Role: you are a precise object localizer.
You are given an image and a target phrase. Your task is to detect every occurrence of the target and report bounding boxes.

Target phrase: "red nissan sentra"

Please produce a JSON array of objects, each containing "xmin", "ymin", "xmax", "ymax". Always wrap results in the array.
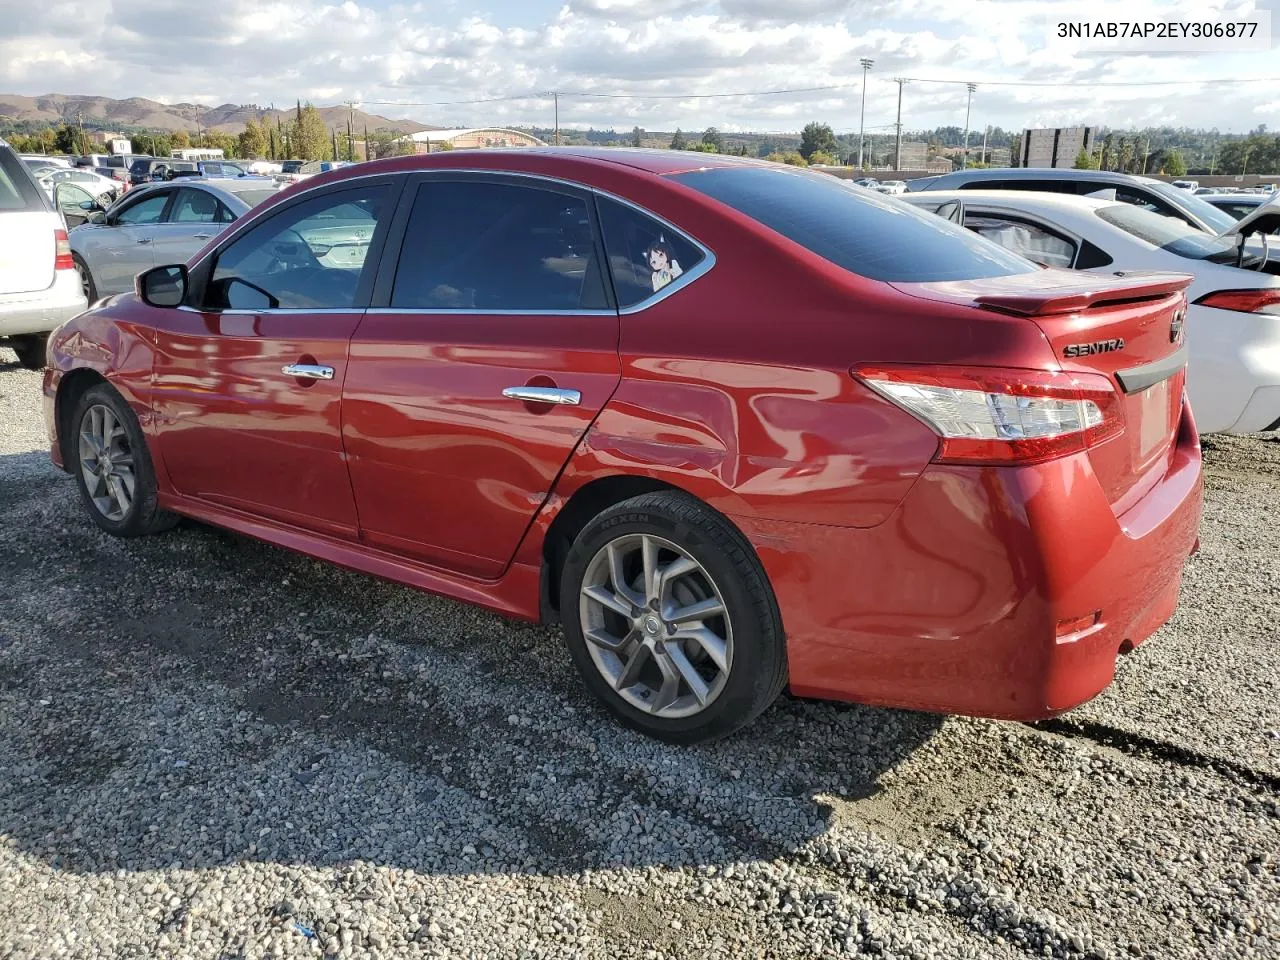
[{"xmin": 42, "ymin": 149, "xmax": 1203, "ymax": 743}]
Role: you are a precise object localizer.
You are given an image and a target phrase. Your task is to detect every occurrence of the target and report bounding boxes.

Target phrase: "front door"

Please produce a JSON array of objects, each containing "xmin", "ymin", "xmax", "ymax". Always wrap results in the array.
[
  {"xmin": 77, "ymin": 188, "xmax": 172, "ymax": 295},
  {"xmin": 150, "ymin": 182, "xmax": 395, "ymax": 539},
  {"xmin": 148, "ymin": 186, "xmax": 232, "ymax": 268},
  {"xmin": 342, "ymin": 174, "xmax": 621, "ymax": 578}
]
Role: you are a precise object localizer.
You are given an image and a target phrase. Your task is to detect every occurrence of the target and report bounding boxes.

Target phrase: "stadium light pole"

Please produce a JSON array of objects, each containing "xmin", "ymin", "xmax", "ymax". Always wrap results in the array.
[
  {"xmin": 857, "ymin": 58, "xmax": 874, "ymax": 170},
  {"xmin": 961, "ymin": 82, "xmax": 976, "ymax": 169}
]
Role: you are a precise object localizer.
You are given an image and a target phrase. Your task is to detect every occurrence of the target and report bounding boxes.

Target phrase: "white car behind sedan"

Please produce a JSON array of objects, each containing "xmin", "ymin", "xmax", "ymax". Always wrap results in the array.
[{"xmin": 903, "ymin": 189, "xmax": 1280, "ymax": 434}]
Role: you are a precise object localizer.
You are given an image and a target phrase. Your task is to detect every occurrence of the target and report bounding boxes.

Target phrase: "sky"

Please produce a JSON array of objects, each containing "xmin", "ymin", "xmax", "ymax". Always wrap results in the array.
[{"xmin": 1, "ymin": 0, "xmax": 1278, "ymax": 135}]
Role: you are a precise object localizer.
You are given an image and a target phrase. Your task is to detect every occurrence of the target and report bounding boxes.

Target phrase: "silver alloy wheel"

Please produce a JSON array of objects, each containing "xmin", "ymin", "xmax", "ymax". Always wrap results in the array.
[
  {"xmin": 78, "ymin": 403, "xmax": 135, "ymax": 522},
  {"xmin": 578, "ymin": 533, "xmax": 734, "ymax": 719}
]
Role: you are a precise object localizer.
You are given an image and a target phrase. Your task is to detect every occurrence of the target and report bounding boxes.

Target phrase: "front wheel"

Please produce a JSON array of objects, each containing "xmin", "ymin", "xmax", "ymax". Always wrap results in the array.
[
  {"xmin": 70, "ymin": 383, "xmax": 179, "ymax": 537},
  {"xmin": 559, "ymin": 491, "xmax": 786, "ymax": 744},
  {"xmin": 9, "ymin": 333, "xmax": 49, "ymax": 371}
]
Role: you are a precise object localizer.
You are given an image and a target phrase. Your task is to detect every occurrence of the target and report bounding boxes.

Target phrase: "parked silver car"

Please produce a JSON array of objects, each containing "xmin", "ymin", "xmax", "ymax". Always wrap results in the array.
[{"xmin": 58, "ymin": 178, "xmax": 282, "ymax": 300}]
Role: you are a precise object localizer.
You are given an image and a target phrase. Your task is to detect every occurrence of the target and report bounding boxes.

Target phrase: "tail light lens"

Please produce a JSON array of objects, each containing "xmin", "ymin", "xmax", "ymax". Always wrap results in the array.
[
  {"xmin": 1194, "ymin": 289, "xmax": 1280, "ymax": 316},
  {"xmin": 53, "ymin": 229, "xmax": 74, "ymax": 272},
  {"xmin": 854, "ymin": 365, "xmax": 1124, "ymax": 465}
]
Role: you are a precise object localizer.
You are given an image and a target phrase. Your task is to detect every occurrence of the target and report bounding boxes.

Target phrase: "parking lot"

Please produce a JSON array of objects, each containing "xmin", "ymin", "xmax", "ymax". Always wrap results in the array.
[{"xmin": 0, "ymin": 349, "xmax": 1277, "ymax": 959}]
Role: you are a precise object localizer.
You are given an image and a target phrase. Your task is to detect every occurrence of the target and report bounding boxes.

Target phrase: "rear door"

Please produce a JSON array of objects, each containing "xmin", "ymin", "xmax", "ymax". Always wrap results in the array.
[
  {"xmin": 342, "ymin": 173, "xmax": 621, "ymax": 577},
  {"xmin": 149, "ymin": 187, "xmax": 228, "ymax": 266},
  {"xmin": 0, "ymin": 146, "xmax": 54, "ymax": 296}
]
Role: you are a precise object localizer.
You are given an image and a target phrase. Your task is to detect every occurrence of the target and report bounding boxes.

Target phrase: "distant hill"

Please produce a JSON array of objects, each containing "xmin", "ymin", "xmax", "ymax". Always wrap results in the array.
[{"xmin": 0, "ymin": 93, "xmax": 431, "ymax": 136}]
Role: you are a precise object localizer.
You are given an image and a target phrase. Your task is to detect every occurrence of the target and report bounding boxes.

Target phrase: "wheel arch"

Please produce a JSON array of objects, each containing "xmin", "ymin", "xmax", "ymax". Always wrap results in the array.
[{"xmin": 55, "ymin": 368, "xmax": 109, "ymax": 472}]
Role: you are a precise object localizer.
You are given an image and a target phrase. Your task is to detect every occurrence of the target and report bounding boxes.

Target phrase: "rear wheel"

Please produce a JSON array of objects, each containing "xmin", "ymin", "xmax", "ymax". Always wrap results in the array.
[
  {"xmin": 70, "ymin": 383, "xmax": 179, "ymax": 537},
  {"xmin": 560, "ymin": 491, "xmax": 786, "ymax": 743},
  {"xmin": 9, "ymin": 333, "xmax": 49, "ymax": 371}
]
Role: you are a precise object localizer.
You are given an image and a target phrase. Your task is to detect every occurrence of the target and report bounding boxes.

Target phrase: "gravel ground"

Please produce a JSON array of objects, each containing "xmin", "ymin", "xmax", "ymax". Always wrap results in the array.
[{"xmin": 1, "ymin": 347, "xmax": 1277, "ymax": 960}]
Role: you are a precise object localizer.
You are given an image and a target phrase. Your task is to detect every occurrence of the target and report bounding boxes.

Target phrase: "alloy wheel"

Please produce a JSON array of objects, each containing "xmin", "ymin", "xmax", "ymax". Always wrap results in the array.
[
  {"xmin": 578, "ymin": 533, "xmax": 733, "ymax": 719},
  {"xmin": 75, "ymin": 261, "xmax": 92, "ymax": 302},
  {"xmin": 78, "ymin": 403, "xmax": 136, "ymax": 522}
]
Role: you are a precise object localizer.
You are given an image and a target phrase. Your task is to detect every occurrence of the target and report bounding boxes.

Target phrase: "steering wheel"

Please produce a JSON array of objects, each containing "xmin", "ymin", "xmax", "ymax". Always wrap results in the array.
[{"xmin": 262, "ymin": 228, "xmax": 322, "ymax": 274}]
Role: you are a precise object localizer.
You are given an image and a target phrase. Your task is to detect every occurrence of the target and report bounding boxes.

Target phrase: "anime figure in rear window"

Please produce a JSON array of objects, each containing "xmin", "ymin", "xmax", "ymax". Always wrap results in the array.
[{"xmin": 645, "ymin": 238, "xmax": 683, "ymax": 292}]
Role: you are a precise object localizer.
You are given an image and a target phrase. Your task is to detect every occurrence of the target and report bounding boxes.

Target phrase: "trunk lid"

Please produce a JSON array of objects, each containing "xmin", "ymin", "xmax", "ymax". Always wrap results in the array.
[
  {"xmin": 892, "ymin": 270, "xmax": 1193, "ymax": 511},
  {"xmin": 0, "ymin": 211, "xmax": 55, "ymax": 295}
]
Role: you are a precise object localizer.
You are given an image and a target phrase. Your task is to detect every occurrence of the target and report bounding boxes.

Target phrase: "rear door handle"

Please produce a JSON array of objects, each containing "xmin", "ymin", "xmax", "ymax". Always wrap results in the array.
[
  {"xmin": 135, "ymin": 237, "xmax": 152, "ymax": 244},
  {"xmin": 502, "ymin": 386, "xmax": 581, "ymax": 406},
  {"xmin": 282, "ymin": 363, "xmax": 335, "ymax": 381},
  {"xmin": 192, "ymin": 233, "xmax": 213, "ymax": 240}
]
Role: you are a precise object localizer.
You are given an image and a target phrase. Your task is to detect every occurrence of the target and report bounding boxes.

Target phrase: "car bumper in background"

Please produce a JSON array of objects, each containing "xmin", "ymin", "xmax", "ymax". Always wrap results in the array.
[
  {"xmin": 734, "ymin": 401, "xmax": 1204, "ymax": 721},
  {"xmin": 0, "ymin": 270, "xmax": 86, "ymax": 337}
]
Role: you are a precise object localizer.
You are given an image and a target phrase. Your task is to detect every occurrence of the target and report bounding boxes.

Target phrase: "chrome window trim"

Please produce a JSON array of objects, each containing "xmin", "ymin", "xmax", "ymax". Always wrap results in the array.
[
  {"xmin": 364, "ymin": 307, "xmax": 618, "ymax": 317},
  {"xmin": 184, "ymin": 165, "xmax": 717, "ymax": 316},
  {"xmin": 176, "ymin": 305, "xmax": 363, "ymax": 316}
]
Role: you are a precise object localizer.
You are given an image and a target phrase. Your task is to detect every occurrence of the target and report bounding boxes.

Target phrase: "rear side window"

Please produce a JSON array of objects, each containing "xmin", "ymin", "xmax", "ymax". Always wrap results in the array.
[
  {"xmin": 671, "ymin": 166, "xmax": 1036, "ymax": 283},
  {"xmin": 390, "ymin": 178, "xmax": 608, "ymax": 311},
  {"xmin": 0, "ymin": 146, "xmax": 45, "ymax": 211},
  {"xmin": 596, "ymin": 196, "xmax": 705, "ymax": 308},
  {"xmin": 171, "ymin": 188, "xmax": 223, "ymax": 223},
  {"xmin": 962, "ymin": 214, "xmax": 1077, "ymax": 268}
]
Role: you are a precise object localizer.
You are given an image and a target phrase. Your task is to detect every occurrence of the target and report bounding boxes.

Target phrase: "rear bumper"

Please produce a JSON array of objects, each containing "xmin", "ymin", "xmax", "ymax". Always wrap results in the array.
[
  {"xmin": 735, "ymin": 402, "xmax": 1204, "ymax": 721},
  {"xmin": 0, "ymin": 270, "xmax": 86, "ymax": 337}
]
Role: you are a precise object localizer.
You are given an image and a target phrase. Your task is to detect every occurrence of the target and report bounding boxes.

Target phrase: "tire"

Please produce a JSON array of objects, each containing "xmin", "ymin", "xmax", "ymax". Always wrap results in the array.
[
  {"xmin": 70, "ymin": 383, "xmax": 179, "ymax": 538},
  {"xmin": 9, "ymin": 333, "xmax": 49, "ymax": 371},
  {"xmin": 73, "ymin": 254, "xmax": 98, "ymax": 303},
  {"xmin": 559, "ymin": 491, "xmax": 786, "ymax": 744}
]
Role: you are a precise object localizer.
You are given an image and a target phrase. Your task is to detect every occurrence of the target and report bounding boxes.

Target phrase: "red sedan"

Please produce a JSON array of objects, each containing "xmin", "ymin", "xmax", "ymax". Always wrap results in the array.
[{"xmin": 42, "ymin": 149, "xmax": 1203, "ymax": 743}]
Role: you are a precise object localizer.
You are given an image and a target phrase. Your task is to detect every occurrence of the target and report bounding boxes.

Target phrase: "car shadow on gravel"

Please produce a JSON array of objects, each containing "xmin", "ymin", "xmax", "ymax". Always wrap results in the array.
[{"xmin": 0, "ymin": 463, "xmax": 944, "ymax": 881}]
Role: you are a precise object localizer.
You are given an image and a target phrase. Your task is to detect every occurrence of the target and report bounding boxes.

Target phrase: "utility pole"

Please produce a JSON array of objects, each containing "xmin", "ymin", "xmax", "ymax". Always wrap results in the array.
[
  {"xmin": 981, "ymin": 125, "xmax": 989, "ymax": 166},
  {"xmin": 554, "ymin": 92, "xmax": 560, "ymax": 145},
  {"xmin": 1141, "ymin": 136, "xmax": 1151, "ymax": 174},
  {"xmin": 893, "ymin": 78, "xmax": 908, "ymax": 172},
  {"xmin": 346, "ymin": 100, "xmax": 357, "ymax": 161},
  {"xmin": 194, "ymin": 104, "xmax": 203, "ymax": 144},
  {"xmin": 857, "ymin": 57, "xmax": 874, "ymax": 170},
  {"xmin": 961, "ymin": 82, "xmax": 976, "ymax": 169}
]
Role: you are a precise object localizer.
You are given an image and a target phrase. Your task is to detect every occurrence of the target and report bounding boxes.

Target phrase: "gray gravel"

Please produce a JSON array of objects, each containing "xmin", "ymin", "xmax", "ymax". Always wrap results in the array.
[{"xmin": 1, "ymin": 346, "xmax": 1277, "ymax": 959}]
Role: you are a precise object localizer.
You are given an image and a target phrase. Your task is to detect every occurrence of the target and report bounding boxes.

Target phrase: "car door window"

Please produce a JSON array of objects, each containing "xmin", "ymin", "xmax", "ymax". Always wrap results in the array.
[
  {"xmin": 596, "ymin": 196, "xmax": 706, "ymax": 308},
  {"xmin": 963, "ymin": 214, "xmax": 1077, "ymax": 268},
  {"xmin": 171, "ymin": 188, "xmax": 221, "ymax": 223},
  {"xmin": 1113, "ymin": 187, "xmax": 1189, "ymax": 225},
  {"xmin": 114, "ymin": 193, "xmax": 170, "ymax": 225},
  {"xmin": 390, "ymin": 178, "xmax": 607, "ymax": 311},
  {"xmin": 207, "ymin": 184, "xmax": 389, "ymax": 310}
]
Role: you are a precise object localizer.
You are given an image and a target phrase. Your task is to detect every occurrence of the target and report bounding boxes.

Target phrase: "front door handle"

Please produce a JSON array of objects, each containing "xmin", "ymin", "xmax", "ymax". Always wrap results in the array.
[
  {"xmin": 282, "ymin": 363, "xmax": 334, "ymax": 381},
  {"xmin": 502, "ymin": 386, "xmax": 581, "ymax": 406},
  {"xmin": 192, "ymin": 233, "xmax": 213, "ymax": 240},
  {"xmin": 135, "ymin": 237, "xmax": 153, "ymax": 244}
]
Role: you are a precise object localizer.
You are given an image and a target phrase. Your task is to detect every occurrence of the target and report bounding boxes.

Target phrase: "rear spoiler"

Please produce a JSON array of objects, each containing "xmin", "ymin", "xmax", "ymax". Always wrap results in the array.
[{"xmin": 969, "ymin": 274, "xmax": 1193, "ymax": 317}]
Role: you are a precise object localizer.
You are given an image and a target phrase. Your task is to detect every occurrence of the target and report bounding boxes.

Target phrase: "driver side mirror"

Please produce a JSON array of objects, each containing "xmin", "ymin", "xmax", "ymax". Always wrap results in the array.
[{"xmin": 137, "ymin": 264, "xmax": 188, "ymax": 308}]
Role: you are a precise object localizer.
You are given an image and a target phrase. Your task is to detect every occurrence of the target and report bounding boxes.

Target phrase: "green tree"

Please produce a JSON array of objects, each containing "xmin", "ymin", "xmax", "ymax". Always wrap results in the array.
[
  {"xmin": 1162, "ymin": 148, "xmax": 1187, "ymax": 176},
  {"xmin": 53, "ymin": 124, "xmax": 87, "ymax": 155},
  {"xmin": 239, "ymin": 117, "xmax": 267, "ymax": 159},
  {"xmin": 799, "ymin": 121, "xmax": 838, "ymax": 162},
  {"xmin": 631, "ymin": 126, "xmax": 644, "ymax": 148},
  {"xmin": 688, "ymin": 142, "xmax": 718, "ymax": 153},
  {"xmin": 669, "ymin": 128, "xmax": 687, "ymax": 150},
  {"xmin": 1118, "ymin": 137, "xmax": 1135, "ymax": 173},
  {"xmin": 1072, "ymin": 148, "xmax": 1098, "ymax": 170},
  {"xmin": 171, "ymin": 129, "xmax": 191, "ymax": 150},
  {"xmin": 765, "ymin": 151, "xmax": 808, "ymax": 167},
  {"xmin": 701, "ymin": 127, "xmax": 723, "ymax": 151},
  {"xmin": 289, "ymin": 102, "xmax": 330, "ymax": 161},
  {"xmin": 808, "ymin": 149, "xmax": 837, "ymax": 165}
]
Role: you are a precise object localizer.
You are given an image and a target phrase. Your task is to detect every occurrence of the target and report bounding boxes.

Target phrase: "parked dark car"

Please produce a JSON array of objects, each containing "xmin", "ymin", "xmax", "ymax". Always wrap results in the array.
[{"xmin": 42, "ymin": 149, "xmax": 1203, "ymax": 743}]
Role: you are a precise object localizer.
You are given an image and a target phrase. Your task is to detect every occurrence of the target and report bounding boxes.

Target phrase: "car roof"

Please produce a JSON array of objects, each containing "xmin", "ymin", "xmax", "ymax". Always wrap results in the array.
[
  {"xmin": 1205, "ymin": 192, "xmax": 1266, "ymax": 202},
  {"xmin": 916, "ymin": 167, "xmax": 1161, "ymax": 188},
  {"xmin": 902, "ymin": 189, "xmax": 1118, "ymax": 213}
]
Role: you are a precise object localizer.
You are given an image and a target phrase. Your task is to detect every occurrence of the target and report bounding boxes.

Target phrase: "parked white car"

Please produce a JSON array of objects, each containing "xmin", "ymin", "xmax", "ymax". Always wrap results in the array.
[
  {"xmin": 874, "ymin": 180, "xmax": 907, "ymax": 195},
  {"xmin": 0, "ymin": 141, "xmax": 87, "ymax": 369},
  {"xmin": 903, "ymin": 189, "xmax": 1280, "ymax": 434},
  {"xmin": 38, "ymin": 167, "xmax": 120, "ymax": 201}
]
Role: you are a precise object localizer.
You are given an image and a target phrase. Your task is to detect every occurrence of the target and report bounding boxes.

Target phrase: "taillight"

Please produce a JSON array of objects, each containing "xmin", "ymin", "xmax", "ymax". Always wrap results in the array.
[
  {"xmin": 854, "ymin": 365, "xmax": 1124, "ymax": 465},
  {"xmin": 54, "ymin": 229, "xmax": 74, "ymax": 272},
  {"xmin": 1194, "ymin": 289, "xmax": 1280, "ymax": 316}
]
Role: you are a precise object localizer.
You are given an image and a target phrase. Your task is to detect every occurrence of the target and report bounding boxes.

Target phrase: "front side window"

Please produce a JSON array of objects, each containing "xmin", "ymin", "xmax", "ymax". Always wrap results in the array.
[
  {"xmin": 596, "ymin": 196, "xmax": 705, "ymax": 308},
  {"xmin": 115, "ymin": 193, "xmax": 169, "ymax": 225},
  {"xmin": 207, "ymin": 184, "xmax": 389, "ymax": 310},
  {"xmin": 963, "ymin": 214, "xmax": 1077, "ymax": 268},
  {"xmin": 672, "ymin": 166, "xmax": 1036, "ymax": 283},
  {"xmin": 390, "ymin": 178, "xmax": 606, "ymax": 311}
]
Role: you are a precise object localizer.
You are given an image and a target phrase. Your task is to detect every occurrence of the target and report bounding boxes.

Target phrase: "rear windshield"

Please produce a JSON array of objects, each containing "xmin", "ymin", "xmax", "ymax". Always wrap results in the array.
[
  {"xmin": 0, "ymin": 146, "xmax": 45, "ymax": 211},
  {"xmin": 226, "ymin": 188, "xmax": 278, "ymax": 208},
  {"xmin": 669, "ymin": 166, "xmax": 1037, "ymax": 282}
]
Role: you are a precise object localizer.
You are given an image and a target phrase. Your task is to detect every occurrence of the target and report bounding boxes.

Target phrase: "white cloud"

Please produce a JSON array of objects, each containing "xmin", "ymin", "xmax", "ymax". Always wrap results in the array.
[{"xmin": 0, "ymin": 0, "xmax": 1275, "ymax": 133}]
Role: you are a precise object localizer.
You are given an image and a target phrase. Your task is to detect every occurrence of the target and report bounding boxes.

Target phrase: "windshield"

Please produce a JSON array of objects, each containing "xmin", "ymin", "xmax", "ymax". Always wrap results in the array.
[
  {"xmin": 670, "ymin": 165, "xmax": 1037, "ymax": 283},
  {"xmin": 1096, "ymin": 203, "xmax": 1238, "ymax": 260},
  {"xmin": 1142, "ymin": 179, "xmax": 1237, "ymax": 233}
]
